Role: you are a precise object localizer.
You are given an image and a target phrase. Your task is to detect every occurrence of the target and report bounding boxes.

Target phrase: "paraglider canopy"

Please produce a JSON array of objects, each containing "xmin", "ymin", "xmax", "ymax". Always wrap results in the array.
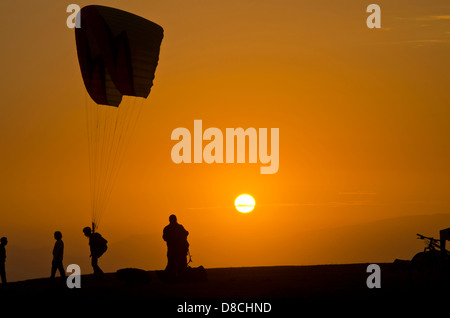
[
  {"xmin": 75, "ymin": 5, "xmax": 164, "ymax": 230},
  {"xmin": 75, "ymin": 5, "xmax": 164, "ymax": 107}
]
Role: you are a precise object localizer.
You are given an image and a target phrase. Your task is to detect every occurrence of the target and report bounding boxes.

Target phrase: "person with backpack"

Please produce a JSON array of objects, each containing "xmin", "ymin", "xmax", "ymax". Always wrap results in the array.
[
  {"xmin": 163, "ymin": 214, "xmax": 189, "ymax": 278},
  {"xmin": 83, "ymin": 226, "xmax": 107, "ymax": 279}
]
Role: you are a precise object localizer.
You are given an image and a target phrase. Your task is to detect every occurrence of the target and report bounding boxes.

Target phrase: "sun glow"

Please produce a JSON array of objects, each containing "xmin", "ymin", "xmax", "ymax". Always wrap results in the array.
[{"xmin": 235, "ymin": 194, "xmax": 255, "ymax": 213}]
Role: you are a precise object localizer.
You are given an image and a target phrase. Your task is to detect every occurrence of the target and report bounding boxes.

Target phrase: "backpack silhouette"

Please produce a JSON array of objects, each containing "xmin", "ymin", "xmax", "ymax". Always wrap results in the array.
[{"xmin": 91, "ymin": 233, "xmax": 108, "ymax": 258}]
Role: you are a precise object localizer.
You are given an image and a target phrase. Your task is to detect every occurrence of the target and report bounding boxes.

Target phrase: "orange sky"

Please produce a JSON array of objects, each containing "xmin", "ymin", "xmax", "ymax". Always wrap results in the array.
[{"xmin": 1, "ymin": 0, "xmax": 450, "ymax": 281}]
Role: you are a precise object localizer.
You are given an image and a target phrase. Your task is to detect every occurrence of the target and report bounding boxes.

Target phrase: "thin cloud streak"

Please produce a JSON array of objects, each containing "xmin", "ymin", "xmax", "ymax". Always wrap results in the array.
[{"xmin": 395, "ymin": 15, "xmax": 450, "ymax": 21}]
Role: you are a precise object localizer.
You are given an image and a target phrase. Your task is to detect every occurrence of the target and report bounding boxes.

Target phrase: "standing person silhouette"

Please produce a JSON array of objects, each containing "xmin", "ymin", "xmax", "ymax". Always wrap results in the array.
[
  {"xmin": 0, "ymin": 237, "xmax": 7, "ymax": 284},
  {"xmin": 50, "ymin": 231, "xmax": 66, "ymax": 279},
  {"xmin": 83, "ymin": 226, "xmax": 107, "ymax": 279},
  {"xmin": 163, "ymin": 215, "xmax": 189, "ymax": 279}
]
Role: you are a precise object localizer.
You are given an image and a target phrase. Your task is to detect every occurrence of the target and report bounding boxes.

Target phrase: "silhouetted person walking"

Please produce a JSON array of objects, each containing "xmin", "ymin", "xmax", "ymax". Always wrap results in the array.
[
  {"xmin": 163, "ymin": 215, "xmax": 189, "ymax": 278},
  {"xmin": 83, "ymin": 226, "xmax": 107, "ymax": 279},
  {"xmin": 0, "ymin": 237, "xmax": 7, "ymax": 284},
  {"xmin": 50, "ymin": 231, "xmax": 66, "ymax": 279}
]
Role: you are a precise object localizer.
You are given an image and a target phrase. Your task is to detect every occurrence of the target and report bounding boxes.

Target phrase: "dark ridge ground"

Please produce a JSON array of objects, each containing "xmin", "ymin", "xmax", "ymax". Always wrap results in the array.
[{"xmin": 1, "ymin": 262, "xmax": 448, "ymax": 298}]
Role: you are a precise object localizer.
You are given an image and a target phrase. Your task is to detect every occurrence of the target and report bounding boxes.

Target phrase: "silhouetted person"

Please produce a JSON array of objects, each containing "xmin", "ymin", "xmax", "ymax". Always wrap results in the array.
[
  {"xmin": 83, "ymin": 226, "xmax": 107, "ymax": 279},
  {"xmin": 163, "ymin": 215, "xmax": 189, "ymax": 278},
  {"xmin": 50, "ymin": 231, "xmax": 66, "ymax": 279},
  {"xmin": 0, "ymin": 237, "xmax": 7, "ymax": 284}
]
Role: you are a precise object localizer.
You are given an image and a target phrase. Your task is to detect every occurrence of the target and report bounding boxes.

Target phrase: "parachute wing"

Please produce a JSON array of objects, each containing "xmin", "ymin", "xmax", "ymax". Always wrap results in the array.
[
  {"xmin": 75, "ymin": 5, "xmax": 164, "ymax": 106},
  {"xmin": 74, "ymin": 6, "xmax": 164, "ymax": 228}
]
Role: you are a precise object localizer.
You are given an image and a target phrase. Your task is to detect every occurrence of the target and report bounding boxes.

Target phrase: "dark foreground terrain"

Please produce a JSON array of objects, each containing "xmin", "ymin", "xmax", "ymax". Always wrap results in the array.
[{"xmin": 0, "ymin": 262, "xmax": 449, "ymax": 313}]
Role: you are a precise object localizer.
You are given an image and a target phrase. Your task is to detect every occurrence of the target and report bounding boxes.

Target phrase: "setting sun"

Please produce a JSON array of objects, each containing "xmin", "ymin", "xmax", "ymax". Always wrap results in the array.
[{"xmin": 235, "ymin": 194, "xmax": 255, "ymax": 213}]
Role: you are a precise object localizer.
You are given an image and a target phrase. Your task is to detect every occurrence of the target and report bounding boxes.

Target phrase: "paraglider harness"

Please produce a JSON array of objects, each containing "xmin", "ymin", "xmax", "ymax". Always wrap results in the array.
[{"xmin": 91, "ymin": 222, "xmax": 108, "ymax": 258}]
